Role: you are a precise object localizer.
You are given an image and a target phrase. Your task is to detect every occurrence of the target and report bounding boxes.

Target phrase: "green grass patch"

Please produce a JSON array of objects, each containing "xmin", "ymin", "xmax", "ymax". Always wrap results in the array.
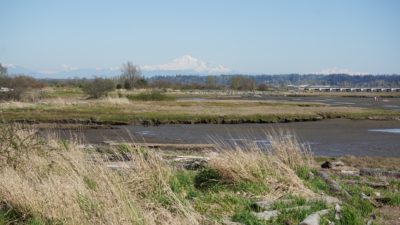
[
  {"xmin": 127, "ymin": 91, "xmax": 176, "ymax": 101},
  {"xmin": 297, "ymin": 168, "xmax": 330, "ymax": 193},
  {"xmin": 0, "ymin": 206, "xmax": 46, "ymax": 225},
  {"xmin": 83, "ymin": 176, "xmax": 98, "ymax": 191}
]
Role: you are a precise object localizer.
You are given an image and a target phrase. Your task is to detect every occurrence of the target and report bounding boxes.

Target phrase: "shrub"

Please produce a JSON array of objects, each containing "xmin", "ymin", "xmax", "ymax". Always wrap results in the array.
[
  {"xmin": 0, "ymin": 75, "xmax": 45, "ymax": 101},
  {"xmin": 82, "ymin": 77, "xmax": 115, "ymax": 98},
  {"xmin": 194, "ymin": 168, "xmax": 222, "ymax": 189},
  {"xmin": 257, "ymin": 83, "xmax": 269, "ymax": 91}
]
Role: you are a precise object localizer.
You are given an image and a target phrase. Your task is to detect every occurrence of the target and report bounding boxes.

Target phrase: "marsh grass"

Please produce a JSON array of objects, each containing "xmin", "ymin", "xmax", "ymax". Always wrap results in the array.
[{"xmin": 2, "ymin": 95, "xmax": 398, "ymax": 125}]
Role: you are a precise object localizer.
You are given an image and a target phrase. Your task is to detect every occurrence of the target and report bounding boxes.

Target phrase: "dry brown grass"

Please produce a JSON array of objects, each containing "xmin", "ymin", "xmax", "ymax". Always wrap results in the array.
[
  {"xmin": 0, "ymin": 125, "xmax": 204, "ymax": 225},
  {"xmin": 339, "ymin": 155, "xmax": 400, "ymax": 170},
  {"xmin": 0, "ymin": 101, "xmax": 36, "ymax": 109},
  {"xmin": 4, "ymin": 97, "xmax": 369, "ymax": 116},
  {"xmin": 0, "ymin": 125, "xmax": 316, "ymax": 224},
  {"xmin": 209, "ymin": 131, "xmax": 315, "ymax": 199}
]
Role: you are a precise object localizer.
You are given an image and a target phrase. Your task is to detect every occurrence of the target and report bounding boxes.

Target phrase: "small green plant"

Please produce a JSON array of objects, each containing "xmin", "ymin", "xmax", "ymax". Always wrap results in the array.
[
  {"xmin": 26, "ymin": 217, "xmax": 46, "ymax": 225},
  {"xmin": 194, "ymin": 168, "xmax": 222, "ymax": 189},
  {"xmin": 77, "ymin": 194, "xmax": 99, "ymax": 218},
  {"xmin": 83, "ymin": 176, "xmax": 98, "ymax": 191},
  {"xmin": 169, "ymin": 170, "xmax": 198, "ymax": 199},
  {"xmin": 0, "ymin": 206, "xmax": 45, "ymax": 225},
  {"xmin": 339, "ymin": 205, "xmax": 363, "ymax": 225},
  {"xmin": 117, "ymin": 143, "xmax": 131, "ymax": 154},
  {"xmin": 60, "ymin": 139, "xmax": 70, "ymax": 150},
  {"xmin": 232, "ymin": 210, "xmax": 264, "ymax": 225}
]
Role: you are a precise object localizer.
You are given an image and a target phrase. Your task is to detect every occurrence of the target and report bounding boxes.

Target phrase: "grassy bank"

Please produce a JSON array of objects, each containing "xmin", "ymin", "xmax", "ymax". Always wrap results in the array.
[
  {"xmin": 1, "ymin": 124, "xmax": 399, "ymax": 224},
  {"xmin": 0, "ymin": 124, "xmax": 313, "ymax": 225},
  {"xmin": 1, "ymin": 98, "xmax": 399, "ymax": 125}
]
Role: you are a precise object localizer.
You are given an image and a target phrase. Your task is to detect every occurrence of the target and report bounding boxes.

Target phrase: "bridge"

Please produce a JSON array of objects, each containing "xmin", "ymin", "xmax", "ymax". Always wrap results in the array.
[{"xmin": 301, "ymin": 86, "xmax": 400, "ymax": 93}]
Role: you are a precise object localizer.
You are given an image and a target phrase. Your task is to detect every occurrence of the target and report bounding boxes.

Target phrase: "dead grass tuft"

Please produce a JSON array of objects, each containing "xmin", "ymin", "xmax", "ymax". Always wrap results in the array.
[{"xmin": 209, "ymin": 131, "xmax": 315, "ymax": 199}]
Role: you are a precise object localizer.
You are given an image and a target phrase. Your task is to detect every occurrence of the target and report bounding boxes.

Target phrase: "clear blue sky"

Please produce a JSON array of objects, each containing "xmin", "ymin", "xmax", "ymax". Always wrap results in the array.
[{"xmin": 0, "ymin": 0, "xmax": 399, "ymax": 74}]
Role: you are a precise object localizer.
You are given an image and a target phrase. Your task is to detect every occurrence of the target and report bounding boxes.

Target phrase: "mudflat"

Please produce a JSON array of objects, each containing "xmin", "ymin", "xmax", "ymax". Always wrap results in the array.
[{"xmin": 42, "ymin": 119, "xmax": 400, "ymax": 157}]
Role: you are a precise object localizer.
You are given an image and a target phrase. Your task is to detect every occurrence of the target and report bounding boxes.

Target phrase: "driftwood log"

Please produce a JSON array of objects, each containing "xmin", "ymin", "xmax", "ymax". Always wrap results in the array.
[
  {"xmin": 317, "ymin": 170, "xmax": 351, "ymax": 199},
  {"xmin": 343, "ymin": 180, "xmax": 389, "ymax": 188},
  {"xmin": 360, "ymin": 168, "xmax": 400, "ymax": 179}
]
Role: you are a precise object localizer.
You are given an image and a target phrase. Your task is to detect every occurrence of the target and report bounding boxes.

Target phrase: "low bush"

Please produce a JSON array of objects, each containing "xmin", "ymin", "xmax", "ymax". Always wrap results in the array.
[
  {"xmin": 82, "ymin": 78, "xmax": 115, "ymax": 98},
  {"xmin": 127, "ymin": 91, "xmax": 176, "ymax": 101}
]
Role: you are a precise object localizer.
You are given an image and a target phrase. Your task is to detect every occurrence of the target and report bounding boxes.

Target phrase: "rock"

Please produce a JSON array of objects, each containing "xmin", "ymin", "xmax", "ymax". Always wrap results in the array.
[
  {"xmin": 253, "ymin": 210, "xmax": 279, "ymax": 221},
  {"xmin": 253, "ymin": 205, "xmax": 312, "ymax": 221},
  {"xmin": 335, "ymin": 204, "xmax": 341, "ymax": 220},
  {"xmin": 323, "ymin": 196, "xmax": 342, "ymax": 205},
  {"xmin": 321, "ymin": 161, "xmax": 332, "ymax": 169},
  {"xmin": 299, "ymin": 209, "xmax": 329, "ymax": 225},
  {"xmin": 307, "ymin": 171, "xmax": 315, "ymax": 180},
  {"xmin": 310, "ymin": 195, "xmax": 342, "ymax": 205},
  {"xmin": 252, "ymin": 199, "xmax": 295, "ymax": 211},
  {"xmin": 173, "ymin": 156, "xmax": 209, "ymax": 170},
  {"xmin": 222, "ymin": 217, "xmax": 243, "ymax": 225},
  {"xmin": 252, "ymin": 200, "xmax": 275, "ymax": 211},
  {"xmin": 361, "ymin": 192, "xmax": 369, "ymax": 200}
]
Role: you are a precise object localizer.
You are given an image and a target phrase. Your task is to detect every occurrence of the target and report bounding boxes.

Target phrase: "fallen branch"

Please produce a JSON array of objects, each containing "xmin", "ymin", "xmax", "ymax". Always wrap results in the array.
[
  {"xmin": 360, "ymin": 168, "xmax": 400, "ymax": 179},
  {"xmin": 317, "ymin": 170, "xmax": 351, "ymax": 199},
  {"xmin": 344, "ymin": 180, "xmax": 389, "ymax": 188}
]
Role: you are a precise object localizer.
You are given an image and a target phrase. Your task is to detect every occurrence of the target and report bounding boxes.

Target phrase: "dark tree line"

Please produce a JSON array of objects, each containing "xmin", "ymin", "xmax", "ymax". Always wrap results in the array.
[{"xmin": 147, "ymin": 74, "xmax": 400, "ymax": 88}]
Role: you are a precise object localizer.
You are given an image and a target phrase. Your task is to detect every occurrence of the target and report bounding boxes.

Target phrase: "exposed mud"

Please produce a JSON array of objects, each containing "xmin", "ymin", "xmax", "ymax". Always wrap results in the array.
[{"xmin": 40, "ymin": 119, "xmax": 400, "ymax": 157}]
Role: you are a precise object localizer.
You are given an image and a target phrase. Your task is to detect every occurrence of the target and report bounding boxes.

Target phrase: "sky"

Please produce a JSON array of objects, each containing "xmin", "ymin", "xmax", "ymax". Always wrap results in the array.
[{"xmin": 0, "ymin": 0, "xmax": 399, "ymax": 76}]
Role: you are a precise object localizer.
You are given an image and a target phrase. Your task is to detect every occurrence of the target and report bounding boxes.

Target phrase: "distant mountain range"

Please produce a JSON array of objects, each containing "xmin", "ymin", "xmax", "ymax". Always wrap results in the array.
[
  {"xmin": 7, "ymin": 66, "xmax": 232, "ymax": 78},
  {"xmin": 5, "ymin": 55, "xmax": 234, "ymax": 78}
]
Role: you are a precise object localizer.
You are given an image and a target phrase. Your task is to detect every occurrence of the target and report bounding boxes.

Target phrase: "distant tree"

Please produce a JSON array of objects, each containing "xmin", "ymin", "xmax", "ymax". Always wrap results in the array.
[
  {"xmin": 229, "ymin": 75, "xmax": 256, "ymax": 91},
  {"xmin": 123, "ymin": 80, "xmax": 132, "ymax": 89},
  {"xmin": 0, "ymin": 64, "xmax": 9, "ymax": 88},
  {"xmin": 0, "ymin": 63, "xmax": 7, "ymax": 77},
  {"xmin": 82, "ymin": 77, "xmax": 115, "ymax": 98},
  {"xmin": 257, "ymin": 83, "xmax": 269, "ymax": 91},
  {"xmin": 135, "ymin": 78, "xmax": 148, "ymax": 88},
  {"xmin": 120, "ymin": 62, "xmax": 143, "ymax": 89},
  {"xmin": 206, "ymin": 75, "xmax": 216, "ymax": 88}
]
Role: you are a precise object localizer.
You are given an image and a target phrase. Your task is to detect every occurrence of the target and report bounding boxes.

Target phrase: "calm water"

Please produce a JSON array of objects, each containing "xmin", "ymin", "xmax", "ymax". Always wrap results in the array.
[{"xmin": 45, "ymin": 119, "xmax": 400, "ymax": 157}]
